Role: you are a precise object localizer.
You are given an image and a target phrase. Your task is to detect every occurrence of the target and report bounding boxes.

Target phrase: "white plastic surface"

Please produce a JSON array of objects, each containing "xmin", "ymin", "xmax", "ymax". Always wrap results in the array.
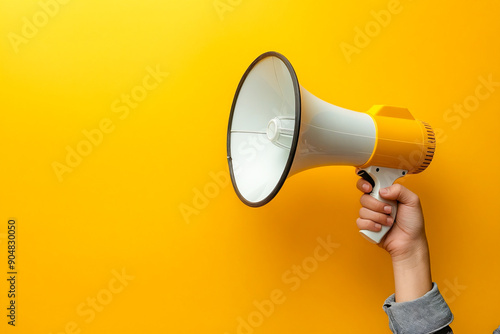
[
  {"xmin": 358, "ymin": 166, "xmax": 408, "ymax": 244},
  {"xmin": 229, "ymin": 56, "xmax": 297, "ymax": 204},
  {"xmin": 289, "ymin": 87, "xmax": 376, "ymax": 175},
  {"xmin": 266, "ymin": 116, "xmax": 294, "ymax": 149}
]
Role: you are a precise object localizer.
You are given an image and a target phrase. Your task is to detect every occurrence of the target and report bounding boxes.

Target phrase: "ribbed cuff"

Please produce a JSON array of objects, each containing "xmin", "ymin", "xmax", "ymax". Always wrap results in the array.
[{"xmin": 383, "ymin": 283, "xmax": 453, "ymax": 334}]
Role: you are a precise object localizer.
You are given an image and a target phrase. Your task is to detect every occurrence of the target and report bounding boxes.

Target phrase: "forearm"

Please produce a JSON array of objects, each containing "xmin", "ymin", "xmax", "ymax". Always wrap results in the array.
[
  {"xmin": 384, "ymin": 236, "xmax": 454, "ymax": 333},
  {"xmin": 391, "ymin": 237, "xmax": 432, "ymax": 302}
]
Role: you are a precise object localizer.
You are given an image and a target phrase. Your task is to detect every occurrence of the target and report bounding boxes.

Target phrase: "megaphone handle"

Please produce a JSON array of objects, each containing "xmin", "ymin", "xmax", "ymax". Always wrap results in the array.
[{"xmin": 357, "ymin": 166, "xmax": 407, "ymax": 244}]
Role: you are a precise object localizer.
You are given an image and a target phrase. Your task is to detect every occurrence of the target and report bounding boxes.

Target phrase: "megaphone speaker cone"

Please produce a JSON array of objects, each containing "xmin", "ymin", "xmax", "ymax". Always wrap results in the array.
[{"xmin": 227, "ymin": 52, "xmax": 301, "ymax": 207}]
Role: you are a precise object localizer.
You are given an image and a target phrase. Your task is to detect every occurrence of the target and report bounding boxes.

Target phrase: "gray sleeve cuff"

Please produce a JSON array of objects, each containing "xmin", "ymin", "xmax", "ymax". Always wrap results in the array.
[{"xmin": 383, "ymin": 283, "xmax": 453, "ymax": 334}]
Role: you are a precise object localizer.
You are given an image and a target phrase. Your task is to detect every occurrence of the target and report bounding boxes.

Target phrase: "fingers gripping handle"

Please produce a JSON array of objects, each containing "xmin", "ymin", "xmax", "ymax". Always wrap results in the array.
[{"xmin": 357, "ymin": 166, "xmax": 407, "ymax": 244}]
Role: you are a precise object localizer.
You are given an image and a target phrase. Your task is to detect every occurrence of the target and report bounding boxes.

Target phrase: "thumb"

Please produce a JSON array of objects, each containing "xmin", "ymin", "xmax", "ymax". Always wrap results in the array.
[{"xmin": 379, "ymin": 184, "xmax": 420, "ymax": 207}]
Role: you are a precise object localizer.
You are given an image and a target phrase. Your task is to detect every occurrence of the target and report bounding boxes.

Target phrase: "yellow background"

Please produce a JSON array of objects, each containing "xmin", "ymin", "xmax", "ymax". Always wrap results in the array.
[{"xmin": 1, "ymin": 0, "xmax": 500, "ymax": 333}]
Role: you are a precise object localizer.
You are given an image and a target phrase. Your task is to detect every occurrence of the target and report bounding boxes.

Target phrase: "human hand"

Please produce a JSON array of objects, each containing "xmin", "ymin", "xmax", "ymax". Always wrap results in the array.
[
  {"xmin": 355, "ymin": 175, "xmax": 428, "ymax": 262},
  {"xmin": 356, "ymin": 174, "xmax": 433, "ymax": 302}
]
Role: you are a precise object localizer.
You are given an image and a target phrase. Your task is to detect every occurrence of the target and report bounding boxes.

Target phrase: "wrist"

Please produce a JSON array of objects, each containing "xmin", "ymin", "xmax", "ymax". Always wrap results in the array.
[
  {"xmin": 391, "ymin": 237, "xmax": 432, "ymax": 302},
  {"xmin": 390, "ymin": 235, "xmax": 429, "ymax": 265}
]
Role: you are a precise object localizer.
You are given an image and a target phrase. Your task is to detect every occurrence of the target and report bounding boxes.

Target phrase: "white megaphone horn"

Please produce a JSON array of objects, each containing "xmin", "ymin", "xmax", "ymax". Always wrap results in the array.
[{"xmin": 226, "ymin": 52, "xmax": 436, "ymax": 244}]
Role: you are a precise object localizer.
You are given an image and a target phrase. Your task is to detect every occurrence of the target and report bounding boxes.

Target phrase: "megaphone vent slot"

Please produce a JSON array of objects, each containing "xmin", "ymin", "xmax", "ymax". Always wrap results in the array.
[{"xmin": 410, "ymin": 121, "xmax": 436, "ymax": 174}]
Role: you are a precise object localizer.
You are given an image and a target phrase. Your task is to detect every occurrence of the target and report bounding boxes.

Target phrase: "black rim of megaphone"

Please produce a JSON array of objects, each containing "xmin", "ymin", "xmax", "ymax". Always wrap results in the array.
[{"xmin": 227, "ymin": 51, "xmax": 301, "ymax": 207}]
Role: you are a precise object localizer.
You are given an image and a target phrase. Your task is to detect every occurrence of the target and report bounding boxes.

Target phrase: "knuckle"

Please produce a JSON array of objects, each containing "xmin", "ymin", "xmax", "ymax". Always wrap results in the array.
[
  {"xmin": 392, "ymin": 183, "xmax": 403, "ymax": 193},
  {"xmin": 360, "ymin": 194, "xmax": 369, "ymax": 205},
  {"xmin": 359, "ymin": 207, "xmax": 371, "ymax": 218},
  {"xmin": 409, "ymin": 193, "xmax": 420, "ymax": 204}
]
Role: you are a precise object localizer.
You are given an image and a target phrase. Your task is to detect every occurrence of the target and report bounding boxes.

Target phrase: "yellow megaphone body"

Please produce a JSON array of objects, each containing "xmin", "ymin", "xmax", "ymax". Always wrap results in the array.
[{"xmin": 227, "ymin": 52, "xmax": 436, "ymax": 243}]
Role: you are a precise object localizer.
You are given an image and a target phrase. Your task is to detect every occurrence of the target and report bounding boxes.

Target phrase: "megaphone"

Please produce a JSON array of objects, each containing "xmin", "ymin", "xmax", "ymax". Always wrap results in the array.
[{"xmin": 226, "ymin": 51, "xmax": 436, "ymax": 244}]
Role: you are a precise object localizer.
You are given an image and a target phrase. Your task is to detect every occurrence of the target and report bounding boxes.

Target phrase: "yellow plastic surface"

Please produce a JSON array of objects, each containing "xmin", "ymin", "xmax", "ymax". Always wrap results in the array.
[{"xmin": 360, "ymin": 105, "xmax": 434, "ymax": 173}]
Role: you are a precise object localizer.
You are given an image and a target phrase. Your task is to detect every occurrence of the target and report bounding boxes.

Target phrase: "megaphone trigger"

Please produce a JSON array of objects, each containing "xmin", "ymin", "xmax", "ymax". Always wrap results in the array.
[{"xmin": 357, "ymin": 169, "xmax": 375, "ymax": 189}]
